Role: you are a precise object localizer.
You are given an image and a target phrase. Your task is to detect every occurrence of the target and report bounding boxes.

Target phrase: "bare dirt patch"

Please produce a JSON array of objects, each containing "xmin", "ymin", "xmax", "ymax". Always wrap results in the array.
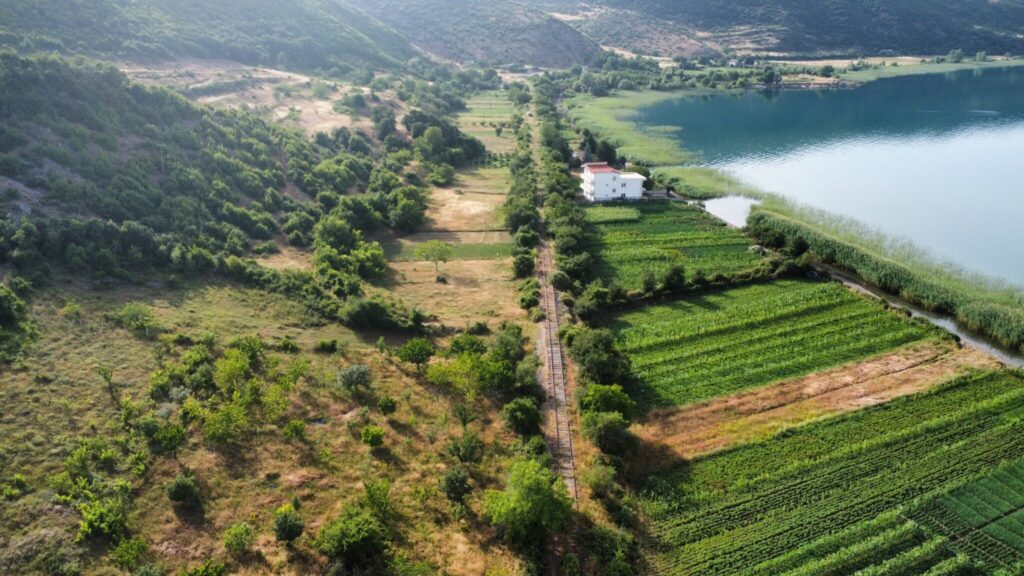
[
  {"xmin": 120, "ymin": 59, "xmax": 390, "ymax": 136},
  {"xmin": 634, "ymin": 341, "xmax": 1001, "ymax": 463},
  {"xmin": 254, "ymin": 245, "xmax": 313, "ymax": 272}
]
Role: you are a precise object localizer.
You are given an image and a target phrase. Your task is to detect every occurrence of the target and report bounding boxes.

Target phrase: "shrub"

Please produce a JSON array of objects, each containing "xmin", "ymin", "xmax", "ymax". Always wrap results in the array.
[
  {"xmin": 363, "ymin": 478, "xmax": 392, "ymax": 521},
  {"xmin": 315, "ymin": 339, "xmax": 341, "ymax": 354},
  {"xmin": 582, "ymin": 462, "xmax": 618, "ymax": 499},
  {"xmin": 314, "ymin": 506, "xmax": 386, "ymax": 566},
  {"xmin": 502, "ymin": 397, "xmax": 541, "ymax": 436},
  {"xmin": 445, "ymin": 430, "xmax": 484, "ymax": 464},
  {"xmin": 180, "ymin": 560, "xmax": 226, "ymax": 576},
  {"xmin": 441, "ymin": 467, "xmax": 472, "ymax": 504},
  {"xmin": 513, "ymin": 254, "xmax": 536, "ymax": 278},
  {"xmin": 151, "ymin": 423, "xmax": 187, "ymax": 455},
  {"xmin": 338, "ymin": 364, "xmax": 373, "ymax": 391},
  {"xmin": 580, "ymin": 385, "xmax": 636, "ymax": 422},
  {"xmin": 582, "ymin": 412, "xmax": 634, "ymax": 456},
  {"xmin": 223, "ymin": 522, "xmax": 255, "ymax": 556},
  {"xmin": 166, "ymin": 474, "xmax": 202, "ymax": 509},
  {"xmin": 110, "ymin": 537, "xmax": 149, "ymax": 570},
  {"xmin": 283, "ymin": 420, "xmax": 307, "ymax": 442},
  {"xmin": 273, "ymin": 503, "xmax": 304, "ymax": 544},
  {"xmin": 396, "ymin": 337, "xmax": 435, "ymax": 371},
  {"xmin": 361, "ymin": 425, "xmax": 386, "ymax": 448},
  {"xmin": 567, "ymin": 329, "xmax": 632, "ymax": 386},
  {"xmin": 449, "ymin": 332, "xmax": 487, "ymax": 356},
  {"xmin": 377, "ymin": 395, "xmax": 397, "ymax": 416},
  {"xmin": 202, "ymin": 402, "xmax": 250, "ymax": 446}
]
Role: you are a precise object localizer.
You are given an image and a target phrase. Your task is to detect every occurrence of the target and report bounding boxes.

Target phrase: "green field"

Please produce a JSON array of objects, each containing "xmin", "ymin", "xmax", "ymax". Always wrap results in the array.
[
  {"xmin": 838, "ymin": 58, "xmax": 1024, "ymax": 83},
  {"xmin": 909, "ymin": 458, "xmax": 1024, "ymax": 569},
  {"xmin": 639, "ymin": 370, "xmax": 1024, "ymax": 575},
  {"xmin": 383, "ymin": 240, "xmax": 512, "ymax": 262},
  {"xmin": 456, "ymin": 90, "xmax": 519, "ymax": 154},
  {"xmin": 584, "ymin": 201, "xmax": 764, "ymax": 291},
  {"xmin": 611, "ymin": 279, "xmax": 935, "ymax": 407},
  {"xmin": 565, "ymin": 91, "xmax": 693, "ymax": 165}
]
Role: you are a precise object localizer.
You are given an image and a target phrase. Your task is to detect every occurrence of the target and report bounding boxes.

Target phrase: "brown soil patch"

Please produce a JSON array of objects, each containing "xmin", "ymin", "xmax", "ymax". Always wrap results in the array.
[
  {"xmin": 635, "ymin": 341, "xmax": 1001, "ymax": 463},
  {"xmin": 254, "ymin": 245, "xmax": 313, "ymax": 272},
  {"xmin": 424, "ymin": 189, "xmax": 506, "ymax": 232}
]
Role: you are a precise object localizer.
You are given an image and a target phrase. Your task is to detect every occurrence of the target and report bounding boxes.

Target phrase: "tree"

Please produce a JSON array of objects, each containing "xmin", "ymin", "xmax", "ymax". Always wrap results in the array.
[
  {"xmin": 441, "ymin": 466, "xmax": 472, "ymax": 504},
  {"xmin": 414, "ymin": 240, "xmax": 453, "ymax": 273},
  {"xmin": 502, "ymin": 397, "xmax": 541, "ymax": 436},
  {"xmin": 274, "ymin": 503, "xmax": 304, "ymax": 544},
  {"xmin": 513, "ymin": 254, "xmax": 535, "ymax": 278},
  {"xmin": 446, "ymin": 430, "xmax": 484, "ymax": 464},
  {"xmin": 377, "ymin": 395, "xmax": 397, "ymax": 416},
  {"xmin": 484, "ymin": 459, "xmax": 572, "ymax": 553},
  {"xmin": 415, "ymin": 126, "xmax": 446, "ymax": 164},
  {"xmin": 568, "ymin": 328, "xmax": 632, "ymax": 385},
  {"xmin": 396, "ymin": 337, "xmax": 435, "ymax": 371},
  {"xmin": 314, "ymin": 506, "xmax": 386, "ymax": 567}
]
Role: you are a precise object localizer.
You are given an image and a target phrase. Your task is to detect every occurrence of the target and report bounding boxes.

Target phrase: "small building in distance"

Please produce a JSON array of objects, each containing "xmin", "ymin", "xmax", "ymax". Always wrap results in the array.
[{"xmin": 581, "ymin": 162, "xmax": 646, "ymax": 202}]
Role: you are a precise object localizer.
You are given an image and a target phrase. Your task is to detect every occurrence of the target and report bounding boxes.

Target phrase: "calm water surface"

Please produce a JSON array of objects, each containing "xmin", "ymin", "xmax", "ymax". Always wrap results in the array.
[{"xmin": 638, "ymin": 67, "xmax": 1024, "ymax": 286}]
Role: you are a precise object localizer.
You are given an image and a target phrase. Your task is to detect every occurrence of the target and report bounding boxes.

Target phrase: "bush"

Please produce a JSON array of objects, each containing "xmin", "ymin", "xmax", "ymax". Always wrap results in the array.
[
  {"xmin": 180, "ymin": 561, "xmax": 226, "ymax": 576},
  {"xmin": 110, "ymin": 537, "xmax": 149, "ymax": 570},
  {"xmin": 363, "ymin": 478, "xmax": 392, "ymax": 521},
  {"xmin": 283, "ymin": 419, "xmax": 307, "ymax": 442},
  {"xmin": 315, "ymin": 339, "xmax": 341, "ymax": 354},
  {"xmin": 445, "ymin": 430, "xmax": 484, "ymax": 464},
  {"xmin": 223, "ymin": 522, "xmax": 255, "ymax": 557},
  {"xmin": 567, "ymin": 329, "xmax": 632, "ymax": 386},
  {"xmin": 513, "ymin": 254, "xmax": 536, "ymax": 278},
  {"xmin": 361, "ymin": 425, "xmax": 386, "ymax": 448},
  {"xmin": 274, "ymin": 503, "xmax": 304, "ymax": 544},
  {"xmin": 151, "ymin": 423, "xmax": 187, "ymax": 455},
  {"xmin": 166, "ymin": 474, "xmax": 202, "ymax": 509},
  {"xmin": 503, "ymin": 397, "xmax": 541, "ymax": 436},
  {"xmin": 484, "ymin": 459, "xmax": 572, "ymax": 554},
  {"xmin": 449, "ymin": 332, "xmax": 487, "ymax": 356},
  {"xmin": 377, "ymin": 395, "xmax": 397, "ymax": 416},
  {"xmin": 580, "ymin": 385, "xmax": 635, "ymax": 422},
  {"xmin": 314, "ymin": 506, "xmax": 386, "ymax": 566},
  {"xmin": 582, "ymin": 412, "xmax": 634, "ymax": 456},
  {"xmin": 338, "ymin": 364, "xmax": 373, "ymax": 391},
  {"xmin": 582, "ymin": 462, "xmax": 618, "ymax": 499},
  {"xmin": 441, "ymin": 466, "xmax": 472, "ymax": 504}
]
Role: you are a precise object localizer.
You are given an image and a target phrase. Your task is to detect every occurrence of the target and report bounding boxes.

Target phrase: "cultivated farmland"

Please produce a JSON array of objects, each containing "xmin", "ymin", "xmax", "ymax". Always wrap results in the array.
[
  {"xmin": 612, "ymin": 279, "xmax": 936, "ymax": 407},
  {"xmin": 584, "ymin": 201, "xmax": 764, "ymax": 291},
  {"xmin": 909, "ymin": 458, "xmax": 1024, "ymax": 569},
  {"xmin": 638, "ymin": 370, "xmax": 1024, "ymax": 576}
]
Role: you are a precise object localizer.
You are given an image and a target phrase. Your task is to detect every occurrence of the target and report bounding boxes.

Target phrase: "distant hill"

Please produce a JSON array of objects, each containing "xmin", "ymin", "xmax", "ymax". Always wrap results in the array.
[
  {"xmin": 0, "ymin": 0, "xmax": 419, "ymax": 71},
  {"xmin": 348, "ymin": 0, "xmax": 603, "ymax": 67},
  {"xmin": 522, "ymin": 0, "xmax": 1024, "ymax": 57}
]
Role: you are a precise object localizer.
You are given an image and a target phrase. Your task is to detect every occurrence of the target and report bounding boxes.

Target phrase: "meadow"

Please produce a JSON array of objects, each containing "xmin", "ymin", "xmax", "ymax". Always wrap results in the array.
[
  {"xmin": 638, "ymin": 370, "xmax": 1024, "ymax": 575},
  {"xmin": 456, "ymin": 90, "xmax": 519, "ymax": 155},
  {"xmin": 611, "ymin": 279, "xmax": 936, "ymax": 407},
  {"xmin": 584, "ymin": 201, "xmax": 764, "ymax": 291}
]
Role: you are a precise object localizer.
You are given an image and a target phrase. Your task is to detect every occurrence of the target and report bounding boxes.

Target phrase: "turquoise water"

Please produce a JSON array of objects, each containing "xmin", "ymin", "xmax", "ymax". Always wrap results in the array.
[{"xmin": 637, "ymin": 67, "xmax": 1024, "ymax": 286}]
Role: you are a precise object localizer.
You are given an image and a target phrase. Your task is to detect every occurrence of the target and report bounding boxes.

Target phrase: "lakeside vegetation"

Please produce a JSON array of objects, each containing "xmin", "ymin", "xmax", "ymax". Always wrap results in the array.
[
  {"xmin": 748, "ymin": 200, "xmax": 1024, "ymax": 353},
  {"xmin": 838, "ymin": 57, "xmax": 1024, "ymax": 83},
  {"xmin": 638, "ymin": 370, "xmax": 1024, "ymax": 575},
  {"xmin": 611, "ymin": 279, "xmax": 937, "ymax": 408}
]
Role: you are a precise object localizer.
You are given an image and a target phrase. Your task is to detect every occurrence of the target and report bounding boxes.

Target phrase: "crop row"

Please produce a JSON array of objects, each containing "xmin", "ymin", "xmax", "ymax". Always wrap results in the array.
[
  {"xmin": 639, "ymin": 371, "xmax": 1024, "ymax": 575},
  {"xmin": 584, "ymin": 201, "xmax": 763, "ymax": 290},
  {"xmin": 612, "ymin": 279, "xmax": 933, "ymax": 406}
]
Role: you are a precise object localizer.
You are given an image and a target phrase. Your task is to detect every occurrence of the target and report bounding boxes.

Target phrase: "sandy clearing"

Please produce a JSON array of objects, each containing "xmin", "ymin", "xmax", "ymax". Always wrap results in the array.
[{"xmin": 634, "ymin": 341, "xmax": 1001, "ymax": 464}]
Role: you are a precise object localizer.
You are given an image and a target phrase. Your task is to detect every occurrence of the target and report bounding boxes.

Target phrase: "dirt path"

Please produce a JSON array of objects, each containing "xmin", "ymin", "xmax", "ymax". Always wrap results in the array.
[
  {"xmin": 537, "ymin": 244, "xmax": 579, "ymax": 505},
  {"xmin": 634, "ymin": 341, "xmax": 1002, "ymax": 465}
]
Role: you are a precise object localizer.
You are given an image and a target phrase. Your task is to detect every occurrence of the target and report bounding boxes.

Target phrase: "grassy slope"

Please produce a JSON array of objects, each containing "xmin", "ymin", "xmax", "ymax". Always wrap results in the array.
[
  {"xmin": 0, "ymin": 0, "xmax": 417, "ymax": 70},
  {"xmin": 348, "ymin": 0, "xmax": 602, "ymax": 67}
]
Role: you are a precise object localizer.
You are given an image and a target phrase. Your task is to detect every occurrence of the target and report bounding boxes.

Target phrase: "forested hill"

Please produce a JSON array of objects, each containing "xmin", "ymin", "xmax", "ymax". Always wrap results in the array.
[
  {"xmin": 523, "ymin": 0, "xmax": 1024, "ymax": 57},
  {"xmin": 0, "ymin": 0, "xmax": 419, "ymax": 71},
  {"xmin": 348, "ymin": 0, "xmax": 602, "ymax": 67}
]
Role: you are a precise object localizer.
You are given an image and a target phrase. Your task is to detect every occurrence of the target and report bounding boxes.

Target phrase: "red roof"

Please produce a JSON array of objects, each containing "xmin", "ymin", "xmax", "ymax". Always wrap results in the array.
[{"xmin": 583, "ymin": 162, "xmax": 617, "ymax": 174}]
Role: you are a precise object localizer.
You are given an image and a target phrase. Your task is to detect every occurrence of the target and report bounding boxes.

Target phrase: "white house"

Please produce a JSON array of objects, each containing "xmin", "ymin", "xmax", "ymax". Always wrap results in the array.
[{"xmin": 581, "ymin": 162, "xmax": 646, "ymax": 202}]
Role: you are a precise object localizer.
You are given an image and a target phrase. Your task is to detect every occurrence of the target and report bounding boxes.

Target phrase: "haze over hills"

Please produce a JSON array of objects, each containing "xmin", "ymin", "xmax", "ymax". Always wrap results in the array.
[
  {"xmin": 0, "ymin": 0, "xmax": 419, "ymax": 70},
  {"xmin": 348, "ymin": 0, "xmax": 603, "ymax": 67},
  {"xmin": 521, "ymin": 0, "xmax": 1024, "ymax": 57}
]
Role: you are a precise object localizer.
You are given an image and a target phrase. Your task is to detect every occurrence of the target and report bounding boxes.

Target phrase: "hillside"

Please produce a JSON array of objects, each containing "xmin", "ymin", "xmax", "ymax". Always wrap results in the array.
[
  {"xmin": 349, "ymin": 0, "xmax": 602, "ymax": 67},
  {"xmin": 0, "ymin": 0, "xmax": 418, "ymax": 71},
  {"xmin": 524, "ymin": 0, "xmax": 1024, "ymax": 57}
]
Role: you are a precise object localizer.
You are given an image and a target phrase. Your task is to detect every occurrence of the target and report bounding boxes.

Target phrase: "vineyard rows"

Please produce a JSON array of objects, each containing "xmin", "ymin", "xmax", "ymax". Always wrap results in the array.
[
  {"xmin": 583, "ymin": 201, "xmax": 763, "ymax": 290},
  {"xmin": 637, "ymin": 371, "xmax": 1024, "ymax": 575},
  {"xmin": 612, "ymin": 280, "xmax": 935, "ymax": 406}
]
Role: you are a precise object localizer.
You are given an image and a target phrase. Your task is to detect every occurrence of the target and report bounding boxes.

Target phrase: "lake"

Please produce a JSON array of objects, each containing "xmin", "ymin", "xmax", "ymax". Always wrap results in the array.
[{"xmin": 637, "ymin": 66, "xmax": 1024, "ymax": 286}]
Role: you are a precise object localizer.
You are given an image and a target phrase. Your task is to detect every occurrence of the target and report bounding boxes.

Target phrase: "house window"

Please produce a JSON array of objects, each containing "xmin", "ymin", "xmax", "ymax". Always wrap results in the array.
[{"xmin": 621, "ymin": 183, "xmax": 627, "ymax": 189}]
